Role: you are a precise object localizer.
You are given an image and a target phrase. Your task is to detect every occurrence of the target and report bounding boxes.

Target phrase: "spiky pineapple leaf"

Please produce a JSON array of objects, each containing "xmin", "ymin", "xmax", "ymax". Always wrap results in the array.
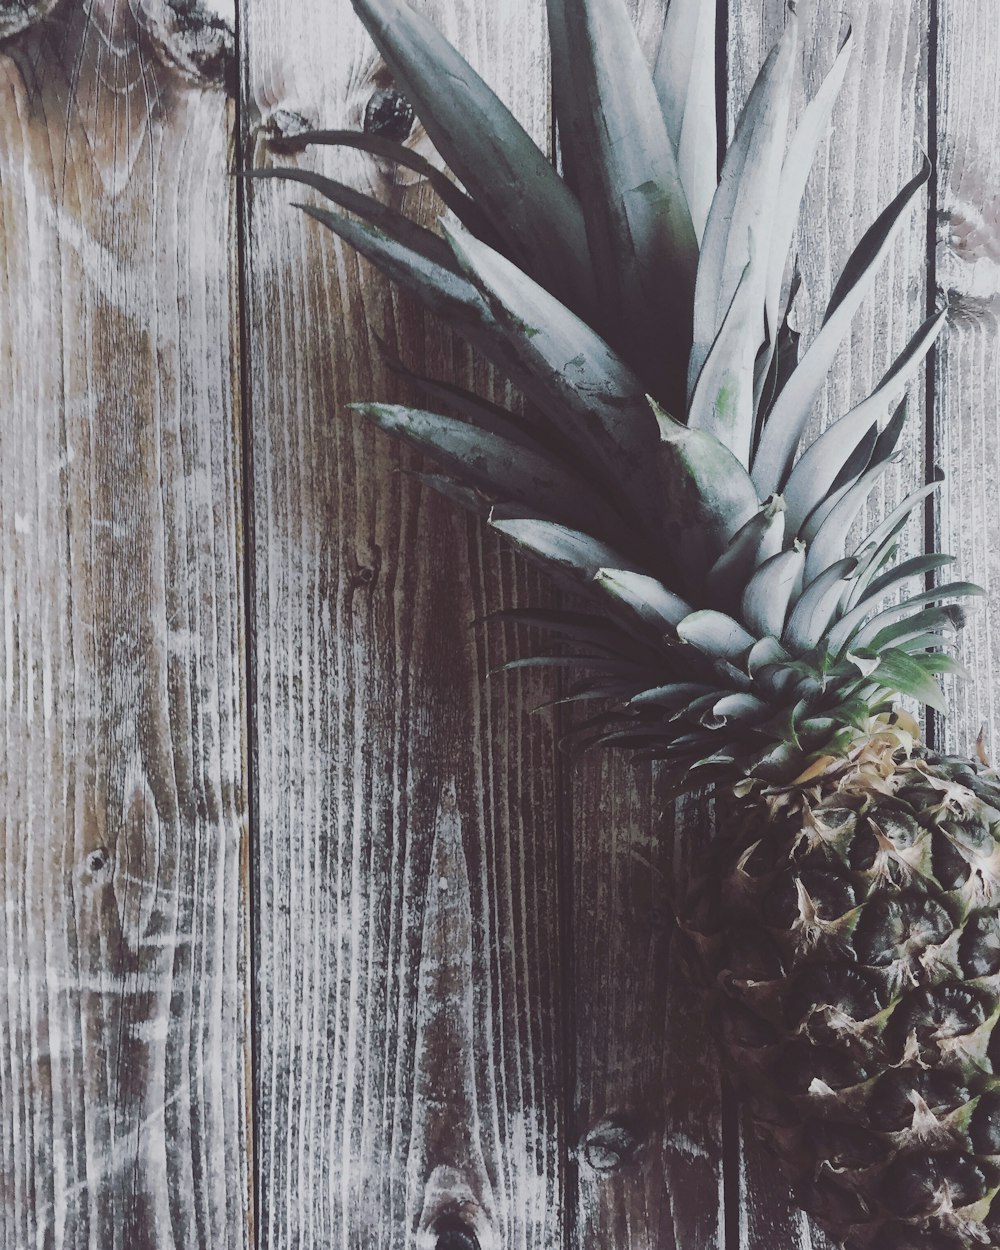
[
  {"xmin": 295, "ymin": 128, "xmax": 501, "ymax": 246},
  {"xmin": 443, "ymin": 223, "xmax": 661, "ymax": 517},
  {"xmin": 349, "ymin": 0, "xmax": 594, "ymax": 315},
  {"xmin": 751, "ymin": 157, "xmax": 931, "ymax": 495},
  {"xmin": 652, "ymin": 0, "xmax": 718, "ymax": 239},
  {"xmin": 705, "ymin": 496, "xmax": 785, "ymax": 611},
  {"xmin": 593, "ymin": 568, "xmax": 692, "ymax": 631},
  {"xmin": 677, "ymin": 610, "xmax": 756, "ymax": 660},
  {"xmin": 859, "ymin": 553, "xmax": 956, "ymax": 606},
  {"xmin": 865, "ymin": 649, "xmax": 949, "ymax": 713},
  {"xmin": 782, "ymin": 310, "xmax": 945, "ymax": 532},
  {"xmin": 690, "ymin": 12, "xmax": 797, "ymax": 391},
  {"xmin": 742, "ymin": 546, "xmax": 805, "ymax": 638},
  {"xmin": 784, "ymin": 558, "xmax": 858, "ymax": 652},
  {"xmin": 546, "ymin": 0, "xmax": 697, "ymax": 409}
]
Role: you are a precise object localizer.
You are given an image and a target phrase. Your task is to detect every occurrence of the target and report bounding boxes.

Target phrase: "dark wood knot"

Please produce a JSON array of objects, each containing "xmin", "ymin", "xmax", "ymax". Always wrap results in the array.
[
  {"xmin": 364, "ymin": 88, "xmax": 415, "ymax": 142},
  {"xmin": 87, "ymin": 847, "xmax": 111, "ymax": 874},
  {"xmin": 579, "ymin": 1117, "xmax": 642, "ymax": 1172},
  {"xmin": 434, "ymin": 1215, "xmax": 481, "ymax": 1250}
]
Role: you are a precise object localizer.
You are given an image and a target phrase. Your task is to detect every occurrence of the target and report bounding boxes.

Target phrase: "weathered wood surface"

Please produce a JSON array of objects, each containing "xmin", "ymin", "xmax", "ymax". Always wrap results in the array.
[
  {"xmin": 2, "ymin": 1, "xmax": 999, "ymax": 1248},
  {"xmin": 0, "ymin": 4, "xmax": 248, "ymax": 1250},
  {"xmin": 240, "ymin": 1, "xmax": 566, "ymax": 1246},
  {"xmin": 934, "ymin": 0, "xmax": 1000, "ymax": 760}
]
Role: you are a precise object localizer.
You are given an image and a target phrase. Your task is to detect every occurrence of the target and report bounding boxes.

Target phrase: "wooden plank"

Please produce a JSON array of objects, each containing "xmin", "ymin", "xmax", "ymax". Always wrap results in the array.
[
  {"xmin": 726, "ymin": 2, "xmax": 929, "ymax": 1246},
  {"xmin": 0, "ymin": 5, "xmax": 249, "ymax": 1249},
  {"xmin": 933, "ymin": 0, "xmax": 1000, "ymax": 758},
  {"xmin": 240, "ymin": 1, "xmax": 567, "ymax": 1245},
  {"xmin": 568, "ymin": 4, "xmax": 725, "ymax": 1247}
]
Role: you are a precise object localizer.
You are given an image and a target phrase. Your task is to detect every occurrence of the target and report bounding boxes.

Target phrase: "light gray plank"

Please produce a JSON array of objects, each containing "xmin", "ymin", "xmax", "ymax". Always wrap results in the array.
[
  {"xmin": 933, "ymin": 0, "xmax": 1000, "ymax": 757},
  {"xmin": 726, "ymin": 2, "xmax": 929, "ymax": 1246},
  {"xmin": 240, "ymin": 1, "xmax": 567, "ymax": 1244},
  {"xmin": 0, "ymin": 5, "xmax": 249, "ymax": 1248}
]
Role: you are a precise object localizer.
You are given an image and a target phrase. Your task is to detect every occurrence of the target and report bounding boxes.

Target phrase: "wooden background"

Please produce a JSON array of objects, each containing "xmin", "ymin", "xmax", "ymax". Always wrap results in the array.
[{"xmin": 0, "ymin": 0, "xmax": 996, "ymax": 1247}]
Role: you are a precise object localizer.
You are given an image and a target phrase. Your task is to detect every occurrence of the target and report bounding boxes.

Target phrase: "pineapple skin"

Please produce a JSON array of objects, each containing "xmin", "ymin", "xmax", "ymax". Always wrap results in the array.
[{"xmin": 686, "ymin": 729, "xmax": 1000, "ymax": 1249}]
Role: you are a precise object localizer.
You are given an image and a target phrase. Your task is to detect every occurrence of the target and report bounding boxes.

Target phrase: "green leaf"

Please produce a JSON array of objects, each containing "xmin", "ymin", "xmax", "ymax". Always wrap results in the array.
[
  {"xmin": 705, "ymin": 495, "xmax": 785, "ymax": 612},
  {"xmin": 652, "ymin": 0, "xmax": 718, "ymax": 239},
  {"xmin": 751, "ymin": 158, "xmax": 931, "ymax": 495},
  {"xmin": 677, "ymin": 609, "xmax": 756, "ymax": 660},
  {"xmin": 295, "ymin": 128, "xmax": 502, "ymax": 247},
  {"xmin": 491, "ymin": 518, "xmax": 641, "ymax": 595},
  {"xmin": 349, "ymin": 403, "xmax": 620, "ymax": 537},
  {"xmin": 295, "ymin": 203, "xmax": 492, "ymax": 333},
  {"xmin": 546, "ymin": 0, "xmax": 698, "ymax": 408},
  {"xmin": 782, "ymin": 310, "xmax": 944, "ymax": 533},
  {"xmin": 858, "ymin": 553, "xmax": 956, "ymax": 607},
  {"xmin": 846, "ymin": 479, "xmax": 943, "ymax": 607},
  {"xmin": 866, "ymin": 649, "xmax": 948, "ymax": 714},
  {"xmin": 593, "ymin": 568, "xmax": 692, "ymax": 631},
  {"xmin": 687, "ymin": 249, "xmax": 762, "ymax": 466},
  {"xmin": 349, "ymin": 0, "xmax": 594, "ymax": 316},
  {"xmin": 629, "ymin": 682, "xmax": 718, "ymax": 710},
  {"xmin": 443, "ymin": 223, "xmax": 661, "ymax": 517},
  {"xmin": 741, "ymin": 546, "xmax": 804, "ymax": 639},
  {"xmin": 862, "ymin": 604, "xmax": 966, "ymax": 653},
  {"xmin": 784, "ymin": 558, "xmax": 858, "ymax": 652},
  {"xmin": 691, "ymin": 13, "xmax": 797, "ymax": 395},
  {"xmin": 652, "ymin": 400, "xmax": 761, "ymax": 586},
  {"xmin": 830, "ymin": 580, "xmax": 984, "ymax": 654}
]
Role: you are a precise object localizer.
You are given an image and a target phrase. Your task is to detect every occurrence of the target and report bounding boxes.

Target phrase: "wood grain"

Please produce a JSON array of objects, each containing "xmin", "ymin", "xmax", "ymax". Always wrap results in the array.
[
  {"xmin": 727, "ymin": 2, "xmax": 929, "ymax": 1247},
  {"xmin": 0, "ymin": 5, "xmax": 248, "ymax": 1249},
  {"xmin": 240, "ymin": 1, "xmax": 566, "ymax": 1245},
  {"xmin": 933, "ymin": 0, "xmax": 1000, "ymax": 760}
]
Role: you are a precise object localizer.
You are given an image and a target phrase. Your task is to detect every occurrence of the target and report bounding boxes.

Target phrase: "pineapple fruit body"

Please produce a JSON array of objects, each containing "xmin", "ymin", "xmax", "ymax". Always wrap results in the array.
[{"xmin": 688, "ymin": 728, "xmax": 1000, "ymax": 1248}]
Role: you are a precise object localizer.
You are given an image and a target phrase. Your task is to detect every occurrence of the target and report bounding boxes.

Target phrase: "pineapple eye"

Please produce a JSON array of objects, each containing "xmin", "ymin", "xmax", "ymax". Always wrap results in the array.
[
  {"xmin": 810, "ymin": 1121, "xmax": 883, "ymax": 1170},
  {"xmin": 866, "ymin": 1069, "xmax": 969, "ymax": 1132},
  {"xmin": 852, "ymin": 895, "xmax": 951, "ymax": 968},
  {"xmin": 930, "ymin": 829, "xmax": 972, "ymax": 888},
  {"xmin": 889, "ymin": 986, "xmax": 988, "ymax": 1064},
  {"xmin": 970, "ymin": 1091, "xmax": 1000, "ymax": 1154},
  {"xmin": 763, "ymin": 869, "xmax": 856, "ymax": 928},
  {"xmin": 787, "ymin": 966, "xmax": 884, "ymax": 1031},
  {"xmin": 879, "ymin": 1151, "xmax": 987, "ymax": 1218},
  {"xmin": 959, "ymin": 912, "xmax": 1000, "ymax": 978},
  {"xmin": 777, "ymin": 1041, "xmax": 868, "ymax": 1096}
]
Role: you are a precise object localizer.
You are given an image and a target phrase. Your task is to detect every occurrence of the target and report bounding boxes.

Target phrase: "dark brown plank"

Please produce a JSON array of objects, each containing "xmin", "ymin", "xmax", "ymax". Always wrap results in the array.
[
  {"xmin": 240, "ymin": 1, "xmax": 567, "ymax": 1244},
  {"xmin": 0, "ymin": 6, "xmax": 249, "ymax": 1248},
  {"xmin": 933, "ymin": 0, "xmax": 1000, "ymax": 758}
]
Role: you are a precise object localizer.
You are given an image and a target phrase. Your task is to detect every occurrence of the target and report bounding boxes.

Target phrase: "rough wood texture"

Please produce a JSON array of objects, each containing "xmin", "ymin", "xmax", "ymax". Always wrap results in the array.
[
  {"xmin": 0, "ymin": 5, "xmax": 248, "ymax": 1249},
  {"xmin": 934, "ymin": 0, "xmax": 1000, "ymax": 759},
  {"xmin": 240, "ymin": 1, "xmax": 565, "ymax": 1245},
  {"xmin": 727, "ymin": 3, "xmax": 928, "ymax": 1247}
]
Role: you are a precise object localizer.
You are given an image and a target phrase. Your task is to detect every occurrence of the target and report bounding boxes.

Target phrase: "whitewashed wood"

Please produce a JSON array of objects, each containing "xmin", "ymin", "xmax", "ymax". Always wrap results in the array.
[
  {"xmin": 241, "ymin": 1, "xmax": 566, "ymax": 1245},
  {"xmin": 933, "ymin": 1, "xmax": 1000, "ymax": 759},
  {"xmin": 0, "ymin": 6, "xmax": 249, "ymax": 1249},
  {"xmin": 727, "ymin": 3, "xmax": 929, "ymax": 1247}
]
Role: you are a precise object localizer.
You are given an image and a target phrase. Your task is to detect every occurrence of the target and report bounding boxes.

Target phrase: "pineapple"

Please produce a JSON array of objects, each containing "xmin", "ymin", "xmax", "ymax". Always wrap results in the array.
[{"xmin": 256, "ymin": 0, "xmax": 1000, "ymax": 1244}]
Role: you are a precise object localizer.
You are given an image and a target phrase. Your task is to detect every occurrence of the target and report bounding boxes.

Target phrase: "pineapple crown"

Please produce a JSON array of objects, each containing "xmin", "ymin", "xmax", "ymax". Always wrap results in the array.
[{"xmin": 253, "ymin": 0, "xmax": 983, "ymax": 793}]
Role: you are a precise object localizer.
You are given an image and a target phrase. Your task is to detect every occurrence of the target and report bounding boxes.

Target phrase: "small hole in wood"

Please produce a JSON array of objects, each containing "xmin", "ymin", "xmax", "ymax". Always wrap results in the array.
[
  {"xmin": 433, "ymin": 1216, "xmax": 480, "ymax": 1250},
  {"xmin": 363, "ymin": 88, "xmax": 415, "ymax": 142},
  {"xmin": 87, "ymin": 847, "xmax": 110, "ymax": 873}
]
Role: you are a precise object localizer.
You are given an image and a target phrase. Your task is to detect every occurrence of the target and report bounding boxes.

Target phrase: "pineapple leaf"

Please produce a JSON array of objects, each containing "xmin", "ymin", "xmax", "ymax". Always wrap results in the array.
[
  {"xmin": 687, "ymin": 247, "xmax": 762, "ymax": 465},
  {"xmin": 593, "ymin": 568, "xmax": 692, "ymax": 631},
  {"xmin": 691, "ymin": 12, "xmax": 797, "ymax": 392},
  {"xmin": 858, "ymin": 553, "xmax": 956, "ymax": 606},
  {"xmin": 443, "ymin": 223, "xmax": 661, "ymax": 516},
  {"xmin": 652, "ymin": 399, "xmax": 761, "ymax": 584},
  {"xmin": 705, "ymin": 496, "xmax": 786, "ymax": 612},
  {"xmin": 741, "ymin": 546, "xmax": 805, "ymax": 639},
  {"xmin": 751, "ymin": 156, "xmax": 931, "ymax": 495},
  {"xmin": 629, "ymin": 682, "xmax": 718, "ymax": 710},
  {"xmin": 763, "ymin": 28, "xmax": 853, "ymax": 356},
  {"xmin": 349, "ymin": 0, "xmax": 594, "ymax": 315},
  {"xmin": 546, "ymin": 0, "xmax": 697, "ymax": 409},
  {"xmin": 294, "ymin": 203, "xmax": 492, "ymax": 333},
  {"xmin": 490, "ymin": 518, "xmax": 641, "ymax": 592},
  {"xmin": 652, "ymin": 0, "xmax": 718, "ymax": 239},
  {"xmin": 348, "ymin": 403, "xmax": 618, "ymax": 536},
  {"xmin": 293, "ymin": 128, "xmax": 502, "ymax": 247},
  {"xmin": 677, "ymin": 610, "xmax": 756, "ymax": 660},
  {"xmin": 830, "ymin": 580, "xmax": 985, "ymax": 654},
  {"xmin": 251, "ymin": 167, "xmax": 458, "ymax": 268},
  {"xmin": 784, "ymin": 557, "xmax": 858, "ymax": 652},
  {"xmin": 865, "ymin": 649, "xmax": 949, "ymax": 714},
  {"xmin": 782, "ymin": 310, "xmax": 945, "ymax": 533}
]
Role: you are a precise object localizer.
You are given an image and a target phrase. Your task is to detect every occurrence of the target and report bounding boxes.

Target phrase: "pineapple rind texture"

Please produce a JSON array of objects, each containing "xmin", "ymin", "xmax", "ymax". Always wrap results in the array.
[{"xmin": 688, "ymin": 727, "xmax": 1000, "ymax": 1249}]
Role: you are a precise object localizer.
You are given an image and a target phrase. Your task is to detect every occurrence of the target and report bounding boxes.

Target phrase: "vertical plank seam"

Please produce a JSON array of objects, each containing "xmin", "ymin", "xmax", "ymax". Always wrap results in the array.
[
  {"xmin": 924, "ymin": 0, "xmax": 941, "ymax": 752},
  {"xmin": 232, "ymin": 2, "xmax": 261, "ymax": 1242},
  {"xmin": 716, "ymin": 4, "xmax": 741, "ymax": 1249}
]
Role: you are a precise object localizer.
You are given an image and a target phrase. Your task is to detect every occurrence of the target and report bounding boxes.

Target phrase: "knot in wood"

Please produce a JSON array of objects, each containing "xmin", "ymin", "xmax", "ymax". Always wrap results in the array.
[
  {"xmin": 579, "ymin": 1118, "xmax": 642, "ymax": 1172},
  {"xmin": 364, "ymin": 88, "xmax": 415, "ymax": 142},
  {"xmin": 433, "ymin": 1215, "xmax": 481, "ymax": 1250},
  {"xmin": 87, "ymin": 847, "xmax": 111, "ymax": 874}
]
